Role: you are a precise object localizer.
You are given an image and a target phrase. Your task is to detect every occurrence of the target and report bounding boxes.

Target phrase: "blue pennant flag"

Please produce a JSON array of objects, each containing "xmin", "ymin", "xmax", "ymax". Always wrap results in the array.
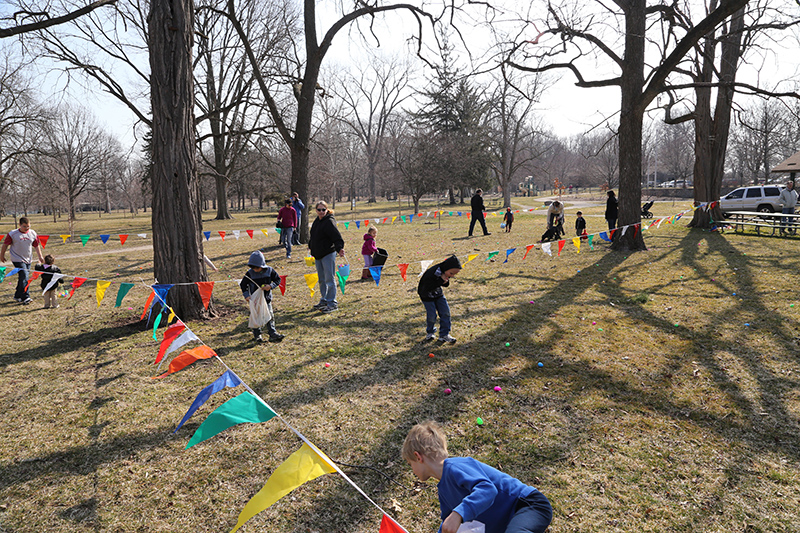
[
  {"xmin": 146, "ymin": 283, "xmax": 175, "ymax": 322},
  {"xmin": 203, "ymin": 231, "xmax": 211, "ymax": 241},
  {"xmin": 5, "ymin": 267, "xmax": 20, "ymax": 280},
  {"xmin": 503, "ymin": 248, "xmax": 517, "ymax": 263},
  {"xmin": 355, "ymin": 220, "xmax": 361, "ymax": 229},
  {"xmin": 100, "ymin": 234, "xmax": 110, "ymax": 244},
  {"xmin": 174, "ymin": 370, "xmax": 242, "ymax": 432},
  {"xmin": 409, "ymin": 214, "xmax": 414, "ymax": 223},
  {"xmin": 457, "ymin": 211, "xmax": 462, "ymax": 216},
  {"xmin": 599, "ymin": 231, "xmax": 611, "ymax": 242},
  {"xmin": 369, "ymin": 266, "xmax": 383, "ymax": 286}
]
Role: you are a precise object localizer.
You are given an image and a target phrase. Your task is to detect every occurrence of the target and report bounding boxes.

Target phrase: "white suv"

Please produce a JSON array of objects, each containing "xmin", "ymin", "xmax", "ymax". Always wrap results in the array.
[{"xmin": 720, "ymin": 185, "xmax": 784, "ymax": 215}]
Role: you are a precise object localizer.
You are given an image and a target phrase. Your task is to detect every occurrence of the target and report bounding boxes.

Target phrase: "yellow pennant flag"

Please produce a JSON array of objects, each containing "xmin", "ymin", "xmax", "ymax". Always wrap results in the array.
[
  {"xmin": 391, "ymin": 216, "xmax": 397, "ymax": 224},
  {"xmin": 230, "ymin": 443, "xmax": 335, "ymax": 533},
  {"xmin": 60, "ymin": 234, "xmax": 71, "ymax": 244},
  {"xmin": 304, "ymin": 273, "xmax": 318, "ymax": 297},
  {"xmin": 96, "ymin": 281, "xmax": 112, "ymax": 307},
  {"xmin": 167, "ymin": 309, "xmax": 176, "ymax": 324},
  {"xmin": 261, "ymin": 229, "xmax": 269, "ymax": 238},
  {"xmin": 465, "ymin": 254, "xmax": 479, "ymax": 264},
  {"xmin": 572, "ymin": 237, "xmax": 581, "ymax": 253}
]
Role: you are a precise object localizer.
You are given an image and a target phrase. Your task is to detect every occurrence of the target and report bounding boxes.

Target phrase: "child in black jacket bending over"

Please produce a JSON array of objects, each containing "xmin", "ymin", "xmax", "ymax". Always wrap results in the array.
[{"xmin": 417, "ymin": 255, "xmax": 462, "ymax": 344}]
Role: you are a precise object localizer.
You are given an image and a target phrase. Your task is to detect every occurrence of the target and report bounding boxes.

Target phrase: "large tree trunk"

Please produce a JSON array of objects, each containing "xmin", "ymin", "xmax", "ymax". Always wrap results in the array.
[
  {"xmin": 612, "ymin": 0, "xmax": 646, "ymax": 251},
  {"xmin": 148, "ymin": 0, "xmax": 212, "ymax": 320}
]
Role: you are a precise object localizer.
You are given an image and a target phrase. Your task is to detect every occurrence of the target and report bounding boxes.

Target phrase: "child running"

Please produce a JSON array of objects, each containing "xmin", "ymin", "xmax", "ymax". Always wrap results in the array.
[
  {"xmin": 403, "ymin": 420, "xmax": 552, "ymax": 533},
  {"xmin": 240, "ymin": 251, "xmax": 285, "ymax": 343},
  {"xmin": 361, "ymin": 226, "xmax": 378, "ymax": 280},
  {"xmin": 503, "ymin": 207, "xmax": 514, "ymax": 232},
  {"xmin": 417, "ymin": 255, "xmax": 461, "ymax": 344},
  {"xmin": 35, "ymin": 254, "xmax": 64, "ymax": 309}
]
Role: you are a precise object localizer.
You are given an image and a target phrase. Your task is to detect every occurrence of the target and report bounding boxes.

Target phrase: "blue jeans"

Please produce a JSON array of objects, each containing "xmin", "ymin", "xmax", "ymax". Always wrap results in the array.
[
  {"xmin": 12, "ymin": 261, "xmax": 31, "ymax": 300},
  {"xmin": 315, "ymin": 251, "xmax": 337, "ymax": 307},
  {"xmin": 505, "ymin": 490, "xmax": 553, "ymax": 533},
  {"xmin": 282, "ymin": 227, "xmax": 294, "ymax": 256},
  {"xmin": 781, "ymin": 207, "xmax": 794, "ymax": 231},
  {"xmin": 423, "ymin": 296, "xmax": 450, "ymax": 336}
]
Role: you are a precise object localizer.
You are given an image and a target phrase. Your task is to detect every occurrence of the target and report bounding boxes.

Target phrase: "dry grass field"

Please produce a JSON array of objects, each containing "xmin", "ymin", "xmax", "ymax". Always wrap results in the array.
[{"xmin": 1, "ymin": 196, "xmax": 799, "ymax": 532}]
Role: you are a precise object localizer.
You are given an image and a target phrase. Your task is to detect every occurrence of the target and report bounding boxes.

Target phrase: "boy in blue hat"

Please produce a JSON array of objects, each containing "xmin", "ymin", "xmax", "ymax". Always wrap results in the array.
[{"xmin": 240, "ymin": 251, "xmax": 285, "ymax": 343}]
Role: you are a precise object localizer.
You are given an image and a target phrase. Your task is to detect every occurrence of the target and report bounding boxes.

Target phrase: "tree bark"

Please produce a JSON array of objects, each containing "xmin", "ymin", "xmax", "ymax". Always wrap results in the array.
[{"xmin": 148, "ymin": 0, "xmax": 212, "ymax": 320}]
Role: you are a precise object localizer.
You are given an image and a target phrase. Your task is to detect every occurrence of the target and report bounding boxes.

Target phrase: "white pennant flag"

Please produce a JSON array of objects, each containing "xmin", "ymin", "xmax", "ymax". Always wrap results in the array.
[
  {"xmin": 233, "ymin": 230, "xmax": 240, "ymax": 239},
  {"xmin": 656, "ymin": 218, "xmax": 665, "ymax": 229},
  {"xmin": 541, "ymin": 242, "xmax": 552, "ymax": 256},
  {"xmin": 157, "ymin": 329, "xmax": 200, "ymax": 371},
  {"xmin": 426, "ymin": 211, "xmax": 430, "ymax": 217},
  {"xmin": 137, "ymin": 233, "xmax": 147, "ymax": 238},
  {"xmin": 419, "ymin": 260, "xmax": 433, "ymax": 277},
  {"xmin": 621, "ymin": 226, "xmax": 628, "ymax": 236},
  {"xmin": 42, "ymin": 273, "xmax": 64, "ymax": 294},
  {"xmin": 374, "ymin": 218, "xmax": 380, "ymax": 225}
]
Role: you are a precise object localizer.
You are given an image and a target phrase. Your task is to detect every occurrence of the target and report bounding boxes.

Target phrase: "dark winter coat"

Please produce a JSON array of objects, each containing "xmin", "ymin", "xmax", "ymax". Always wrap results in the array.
[
  {"xmin": 417, "ymin": 256, "xmax": 462, "ymax": 302},
  {"xmin": 35, "ymin": 263, "xmax": 63, "ymax": 291},
  {"xmin": 309, "ymin": 213, "xmax": 344, "ymax": 259},
  {"xmin": 605, "ymin": 196, "xmax": 618, "ymax": 219},
  {"xmin": 240, "ymin": 266, "xmax": 281, "ymax": 303},
  {"xmin": 470, "ymin": 193, "xmax": 486, "ymax": 213}
]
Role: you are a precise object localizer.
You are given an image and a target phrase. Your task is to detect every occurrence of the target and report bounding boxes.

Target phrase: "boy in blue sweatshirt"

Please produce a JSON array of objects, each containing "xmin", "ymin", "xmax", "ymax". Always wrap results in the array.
[
  {"xmin": 240, "ymin": 251, "xmax": 285, "ymax": 343},
  {"xmin": 403, "ymin": 421, "xmax": 552, "ymax": 533}
]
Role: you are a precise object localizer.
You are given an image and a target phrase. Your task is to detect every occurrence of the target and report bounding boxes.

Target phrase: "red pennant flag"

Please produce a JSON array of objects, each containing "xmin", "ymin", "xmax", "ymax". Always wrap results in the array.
[
  {"xmin": 196, "ymin": 282, "xmax": 214, "ymax": 309},
  {"xmin": 119, "ymin": 234, "xmax": 128, "ymax": 245},
  {"xmin": 279, "ymin": 275, "xmax": 287, "ymax": 295},
  {"xmin": 523, "ymin": 244, "xmax": 535, "ymax": 260},
  {"xmin": 609, "ymin": 229, "xmax": 616, "ymax": 239},
  {"xmin": 153, "ymin": 345, "xmax": 216, "ymax": 379},
  {"xmin": 246, "ymin": 229, "xmax": 254, "ymax": 239},
  {"xmin": 39, "ymin": 235, "xmax": 49, "ymax": 248},
  {"xmin": 467, "ymin": 212, "xmax": 471, "ymax": 218},
  {"xmin": 364, "ymin": 220, "xmax": 369, "ymax": 227},
  {"xmin": 382, "ymin": 217, "xmax": 387, "ymax": 224},
  {"xmin": 140, "ymin": 291, "xmax": 155, "ymax": 320},
  {"xmin": 557, "ymin": 240, "xmax": 566, "ymax": 256},
  {"xmin": 634, "ymin": 223, "xmax": 641, "ymax": 238},
  {"xmin": 68, "ymin": 277, "xmax": 88, "ymax": 300},
  {"xmin": 25, "ymin": 271, "xmax": 42, "ymax": 291},
  {"xmin": 397, "ymin": 263, "xmax": 409, "ymax": 282},
  {"xmin": 154, "ymin": 322, "xmax": 186, "ymax": 365},
  {"xmin": 433, "ymin": 212, "xmax": 438, "ymax": 218},
  {"xmin": 379, "ymin": 514, "xmax": 406, "ymax": 533},
  {"xmin": 218, "ymin": 231, "xmax": 226, "ymax": 241}
]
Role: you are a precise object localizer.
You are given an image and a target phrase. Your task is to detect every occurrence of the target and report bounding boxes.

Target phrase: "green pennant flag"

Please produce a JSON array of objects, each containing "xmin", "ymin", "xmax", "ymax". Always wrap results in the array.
[
  {"xmin": 80, "ymin": 235, "xmax": 90, "ymax": 246},
  {"xmin": 115, "ymin": 283, "xmax": 135, "ymax": 307},
  {"xmin": 186, "ymin": 392, "xmax": 276, "ymax": 449},
  {"xmin": 486, "ymin": 251, "xmax": 499, "ymax": 261},
  {"xmin": 588, "ymin": 234, "xmax": 594, "ymax": 250},
  {"xmin": 0, "ymin": 266, "xmax": 6, "ymax": 282},
  {"xmin": 336, "ymin": 271, "xmax": 347, "ymax": 294},
  {"xmin": 152, "ymin": 310, "xmax": 164, "ymax": 340},
  {"xmin": 344, "ymin": 222, "xmax": 350, "ymax": 229},
  {"xmin": 402, "ymin": 215, "xmax": 407, "ymax": 223}
]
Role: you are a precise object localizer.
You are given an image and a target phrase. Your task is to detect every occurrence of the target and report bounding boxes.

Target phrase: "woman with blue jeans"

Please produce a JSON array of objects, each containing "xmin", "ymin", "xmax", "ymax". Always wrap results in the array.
[{"xmin": 308, "ymin": 201, "xmax": 345, "ymax": 313}]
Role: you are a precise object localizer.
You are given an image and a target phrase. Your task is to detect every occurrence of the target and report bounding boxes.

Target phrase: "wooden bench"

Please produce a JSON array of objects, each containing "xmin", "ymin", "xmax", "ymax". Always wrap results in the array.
[{"xmin": 724, "ymin": 211, "xmax": 800, "ymax": 236}]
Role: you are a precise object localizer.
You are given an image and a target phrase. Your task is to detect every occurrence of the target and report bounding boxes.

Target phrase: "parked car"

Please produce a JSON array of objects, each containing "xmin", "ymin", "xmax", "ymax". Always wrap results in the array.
[{"xmin": 719, "ymin": 185, "xmax": 784, "ymax": 215}]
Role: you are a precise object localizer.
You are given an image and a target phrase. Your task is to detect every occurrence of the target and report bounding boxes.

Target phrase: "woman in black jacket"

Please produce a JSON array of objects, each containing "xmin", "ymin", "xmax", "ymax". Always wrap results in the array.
[
  {"xmin": 605, "ymin": 190, "xmax": 618, "ymax": 230},
  {"xmin": 309, "ymin": 201, "xmax": 345, "ymax": 312}
]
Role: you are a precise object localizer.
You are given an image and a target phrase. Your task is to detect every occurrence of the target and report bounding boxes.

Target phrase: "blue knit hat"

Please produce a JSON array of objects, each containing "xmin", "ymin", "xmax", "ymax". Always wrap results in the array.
[{"xmin": 248, "ymin": 251, "xmax": 267, "ymax": 268}]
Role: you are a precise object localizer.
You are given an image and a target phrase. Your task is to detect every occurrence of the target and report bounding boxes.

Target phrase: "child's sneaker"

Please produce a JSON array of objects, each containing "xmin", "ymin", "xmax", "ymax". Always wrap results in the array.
[
  {"xmin": 268, "ymin": 333, "xmax": 285, "ymax": 343},
  {"xmin": 22, "ymin": 297, "xmax": 32, "ymax": 305},
  {"xmin": 254, "ymin": 335, "xmax": 265, "ymax": 343},
  {"xmin": 424, "ymin": 333, "xmax": 436, "ymax": 342},
  {"xmin": 439, "ymin": 334, "xmax": 456, "ymax": 344}
]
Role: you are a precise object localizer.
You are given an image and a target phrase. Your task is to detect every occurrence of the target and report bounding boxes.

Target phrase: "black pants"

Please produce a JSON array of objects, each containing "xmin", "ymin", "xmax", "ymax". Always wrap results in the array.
[{"xmin": 469, "ymin": 212, "xmax": 489, "ymax": 235}]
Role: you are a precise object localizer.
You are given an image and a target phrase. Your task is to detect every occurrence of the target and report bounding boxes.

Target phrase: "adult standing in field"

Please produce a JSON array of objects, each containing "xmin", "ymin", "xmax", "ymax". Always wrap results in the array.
[
  {"xmin": 779, "ymin": 180, "xmax": 797, "ymax": 235},
  {"xmin": 468, "ymin": 189, "xmax": 491, "ymax": 237},
  {"xmin": 291, "ymin": 192, "xmax": 304, "ymax": 245},
  {"xmin": 605, "ymin": 190, "xmax": 618, "ymax": 230},
  {"xmin": 1, "ymin": 216, "xmax": 45, "ymax": 305},
  {"xmin": 277, "ymin": 198, "xmax": 297, "ymax": 259},
  {"xmin": 309, "ymin": 201, "xmax": 345, "ymax": 313}
]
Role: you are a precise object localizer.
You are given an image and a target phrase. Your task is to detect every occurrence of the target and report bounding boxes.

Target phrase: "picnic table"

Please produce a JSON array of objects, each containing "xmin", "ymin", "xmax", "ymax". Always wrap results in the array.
[{"xmin": 724, "ymin": 211, "xmax": 800, "ymax": 236}]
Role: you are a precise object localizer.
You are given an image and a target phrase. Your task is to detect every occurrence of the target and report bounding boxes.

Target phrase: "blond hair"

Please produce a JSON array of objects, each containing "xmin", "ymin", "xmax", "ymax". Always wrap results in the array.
[{"xmin": 402, "ymin": 421, "xmax": 448, "ymax": 462}]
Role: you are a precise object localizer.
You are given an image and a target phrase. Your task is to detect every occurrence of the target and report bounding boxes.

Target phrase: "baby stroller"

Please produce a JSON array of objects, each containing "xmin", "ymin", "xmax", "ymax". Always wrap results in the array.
[
  {"xmin": 540, "ymin": 223, "xmax": 563, "ymax": 243},
  {"xmin": 641, "ymin": 200, "xmax": 654, "ymax": 219}
]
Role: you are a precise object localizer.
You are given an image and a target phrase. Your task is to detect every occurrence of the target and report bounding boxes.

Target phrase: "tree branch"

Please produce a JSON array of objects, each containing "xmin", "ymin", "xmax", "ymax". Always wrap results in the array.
[{"xmin": 0, "ymin": 0, "xmax": 116, "ymax": 38}]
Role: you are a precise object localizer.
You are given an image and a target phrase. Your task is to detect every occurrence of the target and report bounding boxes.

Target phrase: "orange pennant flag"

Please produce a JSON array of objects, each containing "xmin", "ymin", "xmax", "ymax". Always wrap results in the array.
[
  {"xmin": 24, "ymin": 271, "xmax": 41, "ymax": 291},
  {"xmin": 397, "ymin": 263, "xmax": 409, "ymax": 282},
  {"xmin": 119, "ymin": 234, "xmax": 128, "ymax": 245},
  {"xmin": 39, "ymin": 235, "xmax": 49, "ymax": 248},
  {"xmin": 155, "ymin": 322, "xmax": 186, "ymax": 365},
  {"xmin": 523, "ymin": 244, "xmax": 535, "ymax": 260},
  {"xmin": 196, "ymin": 282, "xmax": 214, "ymax": 309},
  {"xmin": 153, "ymin": 345, "xmax": 216, "ymax": 379},
  {"xmin": 140, "ymin": 290, "xmax": 155, "ymax": 320},
  {"xmin": 218, "ymin": 231, "xmax": 226, "ymax": 241},
  {"xmin": 279, "ymin": 275, "xmax": 287, "ymax": 295}
]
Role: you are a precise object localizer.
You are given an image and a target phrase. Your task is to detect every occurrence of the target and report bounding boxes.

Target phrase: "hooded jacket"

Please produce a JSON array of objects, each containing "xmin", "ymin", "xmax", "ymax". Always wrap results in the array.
[
  {"xmin": 309, "ymin": 212, "xmax": 344, "ymax": 259},
  {"xmin": 417, "ymin": 256, "xmax": 462, "ymax": 302},
  {"xmin": 361, "ymin": 233, "xmax": 377, "ymax": 255}
]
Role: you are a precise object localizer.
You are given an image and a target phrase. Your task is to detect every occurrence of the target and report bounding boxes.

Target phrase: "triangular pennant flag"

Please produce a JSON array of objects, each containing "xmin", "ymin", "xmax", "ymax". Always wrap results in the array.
[
  {"xmin": 0, "ymin": 266, "xmax": 5, "ymax": 283},
  {"xmin": 4, "ymin": 267, "xmax": 20, "ymax": 280},
  {"xmin": 96, "ymin": 281, "xmax": 112, "ymax": 307},
  {"xmin": 79, "ymin": 235, "xmax": 90, "ymax": 246},
  {"xmin": 276, "ymin": 227, "xmax": 282, "ymax": 235},
  {"xmin": 486, "ymin": 251, "xmax": 499, "ymax": 261},
  {"xmin": 203, "ymin": 231, "xmax": 211, "ymax": 241},
  {"xmin": 186, "ymin": 391, "xmax": 275, "ymax": 449},
  {"xmin": 162, "ymin": 329, "xmax": 200, "ymax": 366},
  {"xmin": 457, "ymin": 212, "xmax": 462, "ymax": 217},
  {"xmin": 146, "ymin": 284, "xmax": 174, "ymax": 322},
  {"xmin": 174, "ymin": 370, "xmax": 242, "ymax": 433},
  {"xmin": 232, "ymin": 230, "xmax": 240, "ymax": 240},
  {"xmin": 401, "ymin": 215, "xmax": 407, "ymax": 223},
  {"xmin": 419, "ymin": 260, "xmax": 433, "ymax": 277},
  {"xmin": 621, "ymin": 226, "xmax": 628, "ymax": 236},
  {"xmin": 382, "ymin": 217, "xmax": 388, "ymax": 223},
  {"xmin": 43, "ymin": 273, "xmax": 64, "ymax": 293},
  {"xmin": 503, "ymin": 248, "xmax": 516, "ymax": 263},
  {"xmin": 409, "ymin": 214, "xmax": 414, "ymax": 223},
  {"xmin": 391, "ymin": 216, "xmax": 397, "ymax": 224},
  {"xmin": 218, "ymin": 231, "xmax": 226, "ymax": 241},
  {"xmin": 196, "ymin": 282, "xmax": 214, "ymax": 310},
  {"xmin": 278, "ymin": 275, "xmax": 287, "ymax": 296},
  {"xmin": 364, "ymin": 220, "xmax": 369, "ymax": 227},
  {"xmin": 154, "ymin": 345, "xmax": 216, "ymax": 380},
  {"xmin": 60, "ymin": 234, "xmax": 70, "ymax": 244},
  {"xmin": 355, "ymin": 220, "xmax": 360, "ymax": 229},
  {"xmin": 379, "ymin": 514, "xmax": 408, "ymax": 533},
  {"xmin": 609, "ymin": 228, "xmax": 617, "ymax": 239},
  {"xmin": 337, "ymin": 264, "xmax": 351, "ymax": 294},
  {"xmin": 115, "ymin": 283, "xmax": 134, "ymax": 307},
  {"xmin": 140, "ymin": 291, "xmax": 156, "ymax": 320},
  {"xmin": 542, "ymin": 242, "xmax": 552, "ymax": 256},
  {"xmin": 599, "ymin": 231, "xmax": 611, "ymax": 242},
  {"xmin": 572, "ymin": 237, "xmax": 581, "ymax": 253},
  {"xmin": 24, "ymin": 271, "xmax": 41, "ymax": 291},
  {"xmin": 152, "ymin": 309, "xmax": 164, "ymax": 339},
  {"xmin": 588, "ymin": 234, "xmax": 595, "ymax": 250},
  {"xmin": 304, "ymin": 273, "xmax": 318, "ymax": 297},
  {"xmin": 557, "ymin": 240, "xmax": 566, "ymax": 256},
  {"xmin": 369, "ymin": 266, "xmax": 382, "ymax": 286},
  {"xmin": 336, "ymin": 271, "xmax": 347, "ymax": 293},
  {"xmin": 261, "ymin": 229, "xmax": 269, "ymax": 238},
  {"xmin": 137, "ymin": 233, "xmax": 147, "ymax": 239},
  {"xmin": 68, "ymin": 277, "xmax": 88, "ymax": 299},
  {"xmin": 119, "ymin": 234, "xmax": 128, "ymax": 245},
  {"xmin": 155, "ymin": 322, "xmax": 186, "ymax": 365},
  {"xmin": 397, "ymin": 263, "xmax": 409, "ymax": 282},
  {"xmin": 344, "ymin": 222, "xmax": 350, "ymax": 229},
  {"xmin": 230, "ymin": 442, "xmax": 335, "ymax": 532},
  {"xmin": 246, "ymin": 229, "xmax": 254, "ymax": 239},
  {"xmin": 465, "ymin": 254, "xmax": 479, "ymax": 265},
  {"xmin": 39, "ymin": 235, "xmax": 49, "ymax": 248},
  {"xmin": 634, "ymin": 223, "xmax": 641, "ymax": 237},
  {"xmin": 523, "ymin": 244, "xmax": 535, "ymax": 260},
  {"xmin": 433, "ymin": 211, "xmax": 438, "ymax": 218}
]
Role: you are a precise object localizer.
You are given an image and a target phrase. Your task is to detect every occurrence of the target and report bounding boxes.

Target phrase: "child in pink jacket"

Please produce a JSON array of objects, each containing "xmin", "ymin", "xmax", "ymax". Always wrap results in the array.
[{"xmin": 361, "ymin": 227, "xmax": 378, "ymax": 279}]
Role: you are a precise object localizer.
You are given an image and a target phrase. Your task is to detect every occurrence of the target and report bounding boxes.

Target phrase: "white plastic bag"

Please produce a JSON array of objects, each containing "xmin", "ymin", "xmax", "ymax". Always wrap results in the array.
[
  {"xmin": 248, "ymin": 292, "xmax": 272, "ymax": 328},
  {"xmin": 456, "ymin": 521, "xmax": 485, "ymax": 533}
]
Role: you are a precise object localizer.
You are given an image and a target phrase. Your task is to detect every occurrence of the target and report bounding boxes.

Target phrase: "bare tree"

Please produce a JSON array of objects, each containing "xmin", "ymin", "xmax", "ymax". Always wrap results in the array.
[
  {"xmin": 386, "ymin": 115, "xmax": 443, "ymax": 214},
  {"xmin": 731, "ymin": 98, "xmax": 792, "ymax": 183},
  {"xmin": 579, "ymin": 129, "xmax": 620, "ymax": 190}
]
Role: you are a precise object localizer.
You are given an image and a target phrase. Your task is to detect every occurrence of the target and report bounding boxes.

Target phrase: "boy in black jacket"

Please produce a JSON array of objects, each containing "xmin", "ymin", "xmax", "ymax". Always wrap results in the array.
[
  {"xmin": 240, "ymin": 251, "xmax": 285, "ymax": 343},
  {"xmin": 35, "ymin": 254, "xmax": 63, "ymax": 309},
  {"xmin": 417, "ymin": 255, "xmax": 461, "ymax": 344}
]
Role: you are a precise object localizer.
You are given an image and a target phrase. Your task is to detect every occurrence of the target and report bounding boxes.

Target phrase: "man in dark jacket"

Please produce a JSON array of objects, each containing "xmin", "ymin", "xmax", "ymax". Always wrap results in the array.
[
  {"xmin": 468, "ymin": 189, "xmax": 491, "ymax": 237},
  {"xmin": 417, "ymin": 255, "xmax": 462, "ymax": 343}
]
